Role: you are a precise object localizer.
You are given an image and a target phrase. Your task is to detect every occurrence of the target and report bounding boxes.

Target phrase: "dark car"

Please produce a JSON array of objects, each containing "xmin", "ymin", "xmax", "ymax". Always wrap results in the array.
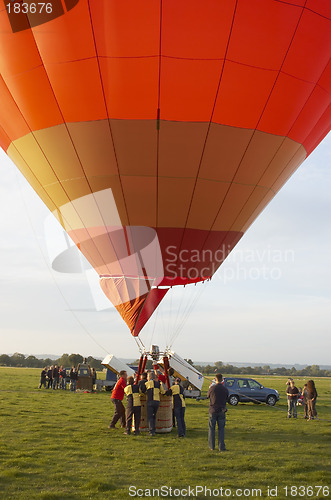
[{"xmin": 223, "ymin": 377, "xmax": 279, "ymax": 406}]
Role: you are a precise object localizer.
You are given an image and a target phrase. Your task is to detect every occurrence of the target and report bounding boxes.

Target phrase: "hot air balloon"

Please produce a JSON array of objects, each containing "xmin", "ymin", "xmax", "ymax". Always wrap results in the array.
[{"xmin": 0, "ymin": 0, "xmax": 330, "ymax": 362}]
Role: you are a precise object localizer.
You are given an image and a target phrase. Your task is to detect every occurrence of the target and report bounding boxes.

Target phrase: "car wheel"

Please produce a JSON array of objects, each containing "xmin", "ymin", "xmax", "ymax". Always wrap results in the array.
[
  {"xmin": 266, "ymin": 395, "xmax": 277, "ymax": 406},
  {"xmin": 228, "ymin": 395, "xmax": 239, "ymax": 406}
]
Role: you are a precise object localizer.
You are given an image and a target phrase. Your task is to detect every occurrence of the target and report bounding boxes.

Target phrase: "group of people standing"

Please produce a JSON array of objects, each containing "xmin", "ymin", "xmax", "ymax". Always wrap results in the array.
[
  {"xmin": 38, "ymin": 365, "xmax": 69, "ymax": 390},
  {"xmin": 109, "ymin": 368, "xmax": 229, "ymax": 452},
  {"xmin": 38, "ymin": 363, "xmax": 319, "ymax": 448},
  {"xmin": 109, "ymin": 366, "xmax": 186, "ymax": 438},
  {"xmin": 286, "ymin": 378, "xmax": 318, "ymax": 420},
  {"xmin": 38, "ymin": 365, "xmax": 96, "ymax": 392}
]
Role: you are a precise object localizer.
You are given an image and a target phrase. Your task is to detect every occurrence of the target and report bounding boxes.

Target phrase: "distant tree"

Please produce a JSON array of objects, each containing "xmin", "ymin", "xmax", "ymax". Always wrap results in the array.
[
  {"xmin": 262, "ymin": 365, "xmax": 271, "ymax": 374},
  {"xmin": 56, "ymin": 353, "xmax": 71, "ymax": 367},
  {"xmin": 298, "ymin": 365, "xmax": 309, "ymax": 376},
  {"xmin": 241, "ymin": 366, "xmax": 251, "ymax": 375},
  {"xmin": 44, "ymin": 358, "xmax": 54, "ymax": 367},
  {"xmin": 11, "ymin": 352, "xmax": 26, "ymax": 367},
  {"xmin": 224, "ymin": 364, "xmax": 236, "ymax": 374},
  {"xmin": 0, "ymin": 354, "xmax": 11, "ymax": 366},
  {"xmin": 215, "ymin": 361, "xmax": 223, "ymax": 369},
  {"xmin": 132, "ymin": 358, "xmax": 153, "ymax": 370},
  {"xmin": 310, "ymin": 365, "xmax": 320, "ymax": 376},
  {"xmin": 68, "ymin": 353, "xmax": 83, "ymax": 366},
  {"xmin": 25, "ymin": 355, "xmax": 41, "ymax": 368},
  {"xmin": 252, "ymin": 366, "xmax": 263, "ymax": 375},
  {"xmin": 275, "ymin": 367, "xmax": 287, "ymax": 375},
  {"xmin": 86, "ymin": 356, "xmax": 103, "ymax": 371}
]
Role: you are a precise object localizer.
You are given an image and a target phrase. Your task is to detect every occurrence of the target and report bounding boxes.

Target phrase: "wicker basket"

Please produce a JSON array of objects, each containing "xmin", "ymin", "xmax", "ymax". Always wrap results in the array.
[{"xmin": 134, "ymin": 394, "xmax": 173, "ymax": 433}]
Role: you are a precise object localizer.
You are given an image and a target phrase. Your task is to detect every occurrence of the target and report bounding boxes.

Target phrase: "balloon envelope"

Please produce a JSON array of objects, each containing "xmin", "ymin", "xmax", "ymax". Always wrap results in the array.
[{"xmin": 0, "ymin": 0, "xmax": 330, "ymax": 335}]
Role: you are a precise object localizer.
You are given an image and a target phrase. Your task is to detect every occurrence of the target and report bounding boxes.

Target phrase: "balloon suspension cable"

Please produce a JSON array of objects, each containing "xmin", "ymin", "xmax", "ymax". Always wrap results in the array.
[
  {"xmin": 148, "ymin": 301, "xmax": 160, "ymax": 352},
  {"xmin": 168, "ymin": 281, "xmax": 207, "ymax": 350},
  {"xmin": 13, "ymin": 171, "xmax": 111, "ymax": 356},
  {"xmin": 134, "ymin": 335, "xmax": 145, "ymax": 354}
]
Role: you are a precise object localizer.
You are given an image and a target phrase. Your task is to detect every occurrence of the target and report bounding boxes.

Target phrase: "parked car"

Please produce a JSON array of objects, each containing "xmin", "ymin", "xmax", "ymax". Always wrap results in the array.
[{"xmin": 223, "ymin": 377, "xmax": 279, "ymax": 406}]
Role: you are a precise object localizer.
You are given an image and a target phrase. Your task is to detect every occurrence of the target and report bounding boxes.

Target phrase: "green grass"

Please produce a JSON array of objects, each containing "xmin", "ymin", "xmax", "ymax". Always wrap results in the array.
[{"xmin": 0, "ymin": 368, "xmax": 330, "ymax": 499}]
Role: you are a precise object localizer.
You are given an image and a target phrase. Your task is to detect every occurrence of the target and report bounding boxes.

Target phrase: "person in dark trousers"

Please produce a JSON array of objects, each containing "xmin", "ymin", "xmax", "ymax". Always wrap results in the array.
[
  {"xmin": 306, "ymin": 379, "xmax": 318, "ymax": 420},
  {"xmin": 167, "ymin": 368, "xmax": 176, "ymax": 427},
  {"xmin": 52, "ymin": 365, "xmax": 59, "ymax": 390},
  {"xmin": 142, "ymin": 371, "xmax": 165, "ymax": 436},
  {"xmin": 69, "ymin": 366, "xmax": 77, "ymax": 392},
  {"xmin": 286, "ymin": 379, "xmax": 299, "ymax": 418},
  {"xmin": 109, "ymin": 370, "xmax": 127, "ymax": 429},
  {"xmin": 166, "ymin": 377, "xmax": 186, "ymax": 437},
  {"xmin": 207, "ymin": 373, "xmax": 229, "ymax": 451},
  {"xmin": 301, "ymin": 383, "xmax": 309, "ymax": 419},
  {"xmin": 124, "ymin": 376, "xmax": 142, "ymax": 435},
  {"xmin": 38, "ymin": 367, "xmax": 47, "ymax": 389},
  {"xmin": 91, "ymin": 368, "xmax": 97, "ymax": 389},
  {"xmin": 59, "ymin": 366, "xmax": 66, "ymax": 390},
  {"xmin": 47, "ymin": 366, "xmax": 53, "ymax": 389}
]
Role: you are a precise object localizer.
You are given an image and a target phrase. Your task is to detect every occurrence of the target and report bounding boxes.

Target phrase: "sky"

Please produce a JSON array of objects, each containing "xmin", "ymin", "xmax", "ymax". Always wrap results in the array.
[{"xmin": 0, "ymin": 134, "xmax": 330, "ymax": 365}]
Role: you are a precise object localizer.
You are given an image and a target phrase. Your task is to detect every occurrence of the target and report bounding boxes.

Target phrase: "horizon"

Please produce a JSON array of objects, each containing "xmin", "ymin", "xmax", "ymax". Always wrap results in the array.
[{"xmin": 2, "ymin": 352, "xmax": 330, "ymax": 370}]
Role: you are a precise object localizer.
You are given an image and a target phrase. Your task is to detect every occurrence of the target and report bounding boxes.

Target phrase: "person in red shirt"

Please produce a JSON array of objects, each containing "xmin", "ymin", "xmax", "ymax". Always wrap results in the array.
[
  {"xmin": 153, "ymin": 364, "xmax": 167, "ymax": 385},
  {"xmin": 109, "ymin": 370, "xmax": 127, "ymax": 429}
]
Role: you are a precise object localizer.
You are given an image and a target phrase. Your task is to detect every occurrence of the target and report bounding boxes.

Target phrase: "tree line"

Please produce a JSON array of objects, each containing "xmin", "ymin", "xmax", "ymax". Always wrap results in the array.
[
  {"xmin": 185, "ymin": 360, "xmax": 331, "ymax": 378},
  {"xmin": 1, "ymin": 354, "xmax": 329, "ymax": 378},
  {"xmin": 0, "ymin": 352, "xmax": 103, "ymax": 370}
]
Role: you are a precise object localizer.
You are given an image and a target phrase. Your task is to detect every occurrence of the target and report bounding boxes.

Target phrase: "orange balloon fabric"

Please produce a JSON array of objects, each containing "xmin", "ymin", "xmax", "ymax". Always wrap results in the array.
[{"xmin": 0, "ymin": 0, "xmax": 330, "ymax": 335}]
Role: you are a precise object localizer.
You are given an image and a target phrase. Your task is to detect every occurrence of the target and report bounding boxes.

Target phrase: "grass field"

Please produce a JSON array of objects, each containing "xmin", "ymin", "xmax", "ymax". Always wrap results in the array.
[{"xmin": 0, "ymin": 368, "xmax": 330, "ymax": 499}]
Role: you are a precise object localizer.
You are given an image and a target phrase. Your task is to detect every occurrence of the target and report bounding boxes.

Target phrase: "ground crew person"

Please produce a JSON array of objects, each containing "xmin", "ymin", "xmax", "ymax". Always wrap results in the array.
[
  {"xmin": 167, "ymin": 377, "xmax": 186, "ymax": 437},
  {"xmin": 109, "ymin": 370, "xmax": 127, "ymax": 429},
  {"xmin": 142, "ymin": 371, "xmax": 165, "ymax": 435},
  {"xmin": 124, "ymin": 376, "xmax": 142, "ymax": 435}
]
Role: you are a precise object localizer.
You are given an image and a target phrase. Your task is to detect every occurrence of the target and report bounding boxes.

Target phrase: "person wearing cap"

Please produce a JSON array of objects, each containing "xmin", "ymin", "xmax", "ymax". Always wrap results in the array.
[
  {"xmin": 142, "ymin": 371, "xmax": 165, "ymax": 436},
  {"xmin": 166, "ymin": 377, "xmax": 186, "ymax": 437},
  {"xmin": 207, "ymin": 373, "xmax": 229, "ymax": 451},
  {"xmin": 124, "ymin": 376, "xmax": 142, "ymax": 435},
  {"xmin": 109, "ymin": 370, "xmax": 127, "ymax": 429}
]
